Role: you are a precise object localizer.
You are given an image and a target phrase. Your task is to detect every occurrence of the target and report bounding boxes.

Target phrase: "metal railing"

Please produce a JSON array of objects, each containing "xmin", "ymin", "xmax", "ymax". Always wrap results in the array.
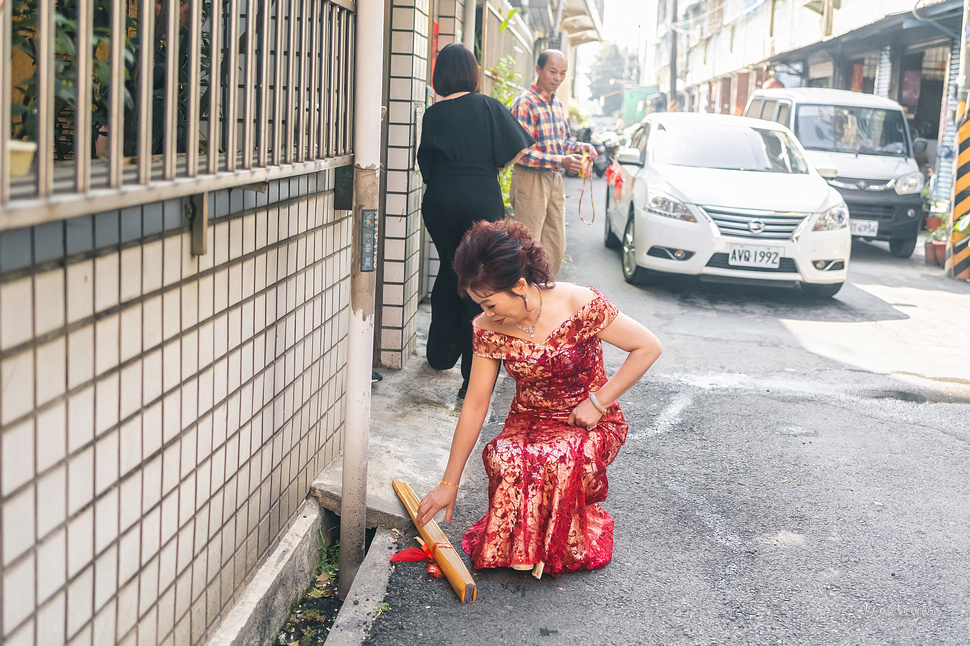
[{"xmin": 1, "ymin": 0, "xmax": 356, "ymax": 230}]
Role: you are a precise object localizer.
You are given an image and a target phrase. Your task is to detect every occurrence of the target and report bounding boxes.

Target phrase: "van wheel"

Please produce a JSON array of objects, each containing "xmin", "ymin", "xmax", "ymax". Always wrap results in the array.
[
  {"xmin": 622, "ymin": 217, "xmax": 656, "ymax": 285},
  {"xmin": 801, "ymin": 282, "xmax": 843, "ymax": 298},
  {"xmin": 604, "ymin": 187, "xmax": 621, "ymax": 249},
  {"xmin": 889, "ymin": 236, "xmax": 917, "ymax": 258}
]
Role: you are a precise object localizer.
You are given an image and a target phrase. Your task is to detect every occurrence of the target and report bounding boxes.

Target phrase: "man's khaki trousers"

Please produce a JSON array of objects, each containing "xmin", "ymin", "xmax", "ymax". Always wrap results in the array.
[{"xmin": 509, "ymin": 165, "xmax": 566, "ymax": 276}]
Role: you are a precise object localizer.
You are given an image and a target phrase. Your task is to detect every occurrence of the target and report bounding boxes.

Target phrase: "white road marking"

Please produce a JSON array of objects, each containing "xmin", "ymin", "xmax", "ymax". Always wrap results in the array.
[{"xmin": 628, "ymin": 392, "xmax": 692, "ymax": 440}]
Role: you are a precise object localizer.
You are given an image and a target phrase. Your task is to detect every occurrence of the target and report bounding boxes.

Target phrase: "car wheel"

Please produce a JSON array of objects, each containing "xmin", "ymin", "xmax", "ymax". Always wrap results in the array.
[
  {"xmin": 800, "ymin": 282, "xmax": 843, "ymax": 298},
  {"xmin": 622, "ymin": 217, "xmax": 655, "ymax": 285},
  {"xmin": 604, "ymin": 187, "xmax": 621, "ymax": 249},
  {"xmin": 888, "ymin": 236, "xmax": 917, "ymax": 258}
]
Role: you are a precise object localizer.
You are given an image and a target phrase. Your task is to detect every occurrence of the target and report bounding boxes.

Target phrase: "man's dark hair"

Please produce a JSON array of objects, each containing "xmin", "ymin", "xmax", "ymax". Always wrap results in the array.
[{"xmin": 432, "ymin": 43, "xmax": 480, "ymax": 96}]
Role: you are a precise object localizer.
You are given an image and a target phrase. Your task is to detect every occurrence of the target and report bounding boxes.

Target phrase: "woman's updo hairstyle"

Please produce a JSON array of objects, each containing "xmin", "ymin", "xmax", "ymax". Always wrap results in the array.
[{"xmin": 455, "ymin": 219, "xmax": 554, "ymax": 298}]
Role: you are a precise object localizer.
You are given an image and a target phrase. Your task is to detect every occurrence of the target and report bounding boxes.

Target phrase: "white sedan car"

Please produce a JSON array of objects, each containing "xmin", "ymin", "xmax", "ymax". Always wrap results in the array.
[{"xmin": 603, "ymin": 113, "xmax": 851, "ymax": 297}]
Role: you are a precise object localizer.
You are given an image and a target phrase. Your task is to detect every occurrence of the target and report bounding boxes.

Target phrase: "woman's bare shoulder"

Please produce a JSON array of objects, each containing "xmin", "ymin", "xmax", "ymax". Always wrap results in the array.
[{"xmin": 551, "ymin": 282, "xmax": 599, "ymax": 309}]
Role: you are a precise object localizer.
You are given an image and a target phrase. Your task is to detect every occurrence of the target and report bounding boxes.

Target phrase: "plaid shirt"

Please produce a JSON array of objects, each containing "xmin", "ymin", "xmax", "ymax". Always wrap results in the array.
[{"xmin": 511, "ymin": 85, "xmax": 582, "ymax": 171}]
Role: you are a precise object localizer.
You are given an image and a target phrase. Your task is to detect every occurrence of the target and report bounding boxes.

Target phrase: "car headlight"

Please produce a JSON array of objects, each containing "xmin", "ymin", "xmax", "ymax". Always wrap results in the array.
[
  {"xmin": 894, "ymin": 171, "xmax": 924, "ymax": 195},
  {"xmin": 813, "ymin": 203, "xmax": 849, "ymax": 231},
  {"xmin": 647, "ymin": 191, "xmax": 696, "ymax": 222}
]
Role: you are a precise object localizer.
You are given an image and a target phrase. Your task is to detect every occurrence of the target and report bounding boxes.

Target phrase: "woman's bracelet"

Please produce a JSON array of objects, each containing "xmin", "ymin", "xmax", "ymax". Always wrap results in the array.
[
  {"xmin": 440, "ymin": 479, "xmax": 460, "ymax": 489},
  {"xmin": 589, "ymin": 391, "xmax": 608, "ymax": 415}
]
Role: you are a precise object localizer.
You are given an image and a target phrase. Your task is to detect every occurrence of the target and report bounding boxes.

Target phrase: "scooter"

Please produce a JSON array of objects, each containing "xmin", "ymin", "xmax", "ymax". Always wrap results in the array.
[{"xmin": 592, "ymin": 140, "xmax": 615, "ymax": 178}]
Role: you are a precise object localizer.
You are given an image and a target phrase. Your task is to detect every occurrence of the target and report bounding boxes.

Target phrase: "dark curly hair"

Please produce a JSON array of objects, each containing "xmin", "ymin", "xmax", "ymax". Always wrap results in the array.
[{"xmin": 455, "ymin": 219, "xmax": 555, "ymax": 298}]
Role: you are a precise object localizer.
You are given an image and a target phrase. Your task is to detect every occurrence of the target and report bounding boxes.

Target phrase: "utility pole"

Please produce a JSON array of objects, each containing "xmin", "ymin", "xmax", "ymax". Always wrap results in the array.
[
  {"xmin": 947, "ymin": 0, "xmax": 970, "ymax": 280},
  {"xmin": 669, "ymin": 0, "xmax": 677, "ymax": 111}
]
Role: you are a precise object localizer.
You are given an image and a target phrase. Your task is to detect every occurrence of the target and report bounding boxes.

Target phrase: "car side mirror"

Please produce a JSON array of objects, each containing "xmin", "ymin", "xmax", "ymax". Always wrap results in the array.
[
  {"xmin": 912, "ymin": 138, "xmax": 928, "ymax": 155},
  {"xmin": 816, "ymin": 167, "xmax": 838, "ymax": 179},
  {"xmin": 616, "ymin": 147, "xmax": 642, "ymax": 166}
]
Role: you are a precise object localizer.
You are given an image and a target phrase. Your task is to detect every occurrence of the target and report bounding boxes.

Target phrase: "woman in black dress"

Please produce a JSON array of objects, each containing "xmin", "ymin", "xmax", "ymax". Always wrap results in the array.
[{"xmin": 417, "ymin": 43, "xmax": 535, "ymax": 397}]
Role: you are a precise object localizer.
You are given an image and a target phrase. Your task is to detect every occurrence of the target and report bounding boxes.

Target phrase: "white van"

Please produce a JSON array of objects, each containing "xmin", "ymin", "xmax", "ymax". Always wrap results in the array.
[{"xmin": 743, "ymin": 88, "xmax": 924, "ymax": 258}]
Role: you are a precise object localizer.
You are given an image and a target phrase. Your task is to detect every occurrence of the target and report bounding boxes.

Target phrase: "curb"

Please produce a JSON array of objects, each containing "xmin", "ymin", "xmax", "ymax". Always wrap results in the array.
[{"xmin": 324, "ymin": 528, "xmax": 400, "ymax": 645}]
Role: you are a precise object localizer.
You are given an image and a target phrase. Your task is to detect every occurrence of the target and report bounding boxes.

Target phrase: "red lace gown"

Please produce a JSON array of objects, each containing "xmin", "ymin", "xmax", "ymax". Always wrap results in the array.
[{"xmin": 461, "ymin": 289, "xmax": 628, "ymax": 577}]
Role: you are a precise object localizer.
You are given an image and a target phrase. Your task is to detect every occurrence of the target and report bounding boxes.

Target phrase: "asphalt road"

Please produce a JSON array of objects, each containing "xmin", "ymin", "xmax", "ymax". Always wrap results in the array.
[{"xmin": 366, "ymin": 175, "xmax": 970, "ymax": 646}]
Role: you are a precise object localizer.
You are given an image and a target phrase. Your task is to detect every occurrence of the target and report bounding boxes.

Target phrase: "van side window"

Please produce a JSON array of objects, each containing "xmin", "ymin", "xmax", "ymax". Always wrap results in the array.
[
  {"xmin": 761, "ymin": 99, "xmax": 778, "ymax": 121},
  {"xmin": 747, "ymin": 98, "xmax": 764, "ymax": 119},
  {"xmin": 637, "ymin": 124, "xmax": 650, "ymax": 164},
  {"xmin": 776, "ymin": 103, "xmax": 791, "ymax": 127}
]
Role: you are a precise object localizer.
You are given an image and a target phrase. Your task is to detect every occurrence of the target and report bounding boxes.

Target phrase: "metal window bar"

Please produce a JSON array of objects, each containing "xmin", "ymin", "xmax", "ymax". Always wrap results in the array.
[
  {"xmin": 164, "ymin": 0, "xmax": 179, "ymax": 179},
  {"xmin": 286, "ymin": 0, "xmax": 297, "ymax": 163},
  {"xmin": 208, "ymin": 0, "xmax": 223, "ymax": 174},
  {"xmin": 272, "ymin": 0, "xmax": 284, "ymax": 166},
  {"xmin": 75, "ymin": 0, "xmax": 92, "ymax": 192},
  {"xmin": 1, "ymin": 0, "xmax": 356, "ymax": 228},
  {"xmin": 138, "ymin": 0, "xmax": 154, "ymax": 184},
  {"xmin": 242, "ymin": 0, "xmax": 256, "ymax": 169},
  {"xmin": 108, "ymin": 0, "xmax": 125, "ymax": 188},
  {"xmin": 187, "ymin": 0, "xmax": 203, "ymax": 176},
  {"xmin": 225, "ymin": 0, "xmax": 239, "ymax": 171},
  {"xmin": 258, "ymin": 0, "xmax": 270, "ymax": 167}
]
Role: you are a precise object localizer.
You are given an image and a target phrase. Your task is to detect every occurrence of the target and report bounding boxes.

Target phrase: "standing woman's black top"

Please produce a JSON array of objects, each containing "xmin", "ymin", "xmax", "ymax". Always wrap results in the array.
[{"xmin": 417, "ymin": 93, "xmax": 535, "ymax": 389}]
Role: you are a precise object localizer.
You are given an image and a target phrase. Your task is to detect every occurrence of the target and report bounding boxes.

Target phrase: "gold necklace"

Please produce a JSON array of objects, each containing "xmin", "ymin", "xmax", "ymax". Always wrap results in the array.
[{"xmin": 514, "ymin": 285, "xmax": 543, "ymax": 338}]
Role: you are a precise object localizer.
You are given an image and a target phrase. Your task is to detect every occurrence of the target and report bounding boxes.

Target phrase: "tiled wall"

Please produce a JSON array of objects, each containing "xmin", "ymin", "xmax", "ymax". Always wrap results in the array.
[
  {"xmin": 380, "ymin": 0, "xmax": 433, "ymax": 369},
  {"xmin": 0, "ymin": 171, "xmax": 351, "ymax": 646},
  {"xmin": 379, "ymin": 0, "xmax": 469, "ymax": 368}
]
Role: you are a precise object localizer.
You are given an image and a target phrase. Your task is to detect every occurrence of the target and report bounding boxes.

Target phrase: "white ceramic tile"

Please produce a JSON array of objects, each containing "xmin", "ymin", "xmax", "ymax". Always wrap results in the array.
[
  {"xmin": 142, "ymin": 455, "xmax": 163, "ymax": 511},
  {"xmin": 228, "ymin": 263, "xmax": 243, "ymax": 307},
  {"xmin": 143, "ymin": 349, "xmax": 162, "ymax": 406},
  {"xmin": 66, "ymin": 564, "xmax": 94, "ymax": 637},
  {"xmin": 36, "ymin": 464, "xmax": 67, "ymax": 539},
  {"xmin": 141, "ymin": 507, "xmax": 161, "ymax": 565},
  {"xmin": 162, "ymin": 339, "xmax": 181, "ymax": 393},
  {"xmin": 229, "ymin": 218, "xmax": 243, "ymax": 260},
  {"xmin": 94, "ymin": 544, "xmax": 117, "ymax": 611},
  {"xmin": 92, "ymin": 601, "xmax": 115, "ymax": 646},
  {"xmin": 213, "ymin": 313, "xmax": 228, "ymax": 360},
  {"xmin": 67, "ymin": 506, "xmax": 93, "ymax": 577},
  {"xmin": 66, "ymin": 260, "xmax": 94, "ymax": 325},
  {"xmin": 67, "ymin": 326, "xmax": 94, "ymax": 390},
  {"xmin": 37, "ymin": 531, "xmax": 66, "ymax": 605},
  {"xmin": 2, "ymin": 484, "xmax": 35, "ymax": 565},
  {"xmin": 119, "ymin": 416, "xmax": 141, "ymax": 478},
  {"xmin": 117, "ymin": 527, "xmax": 141, "ymax": 585},
  {"xmin": 163, "ymin": 234, "xmax": 182, "ymax": 287},
  {"xmin": 67, "ymin": 446, "xmax": 95, "ymax": 516},
  {"xmin": 120, "ymin": 247, "xmax": 142, "ymax": 302},
  {"xmin": 197, "ymin": 321, "xmax": 214, "ymax": 370},
  {"xmin": 162, "ymin": 287, "xmax": 181, "ymax": 342},
  {"xmin": 142, "ymin": 401, "xmax": 163, "ymax": 458},
  {"xmin": 139, "ymin": 560, "xmax": 159, "ymax": 620},
  {"xmin": 37, "ymin": 402, "xmax": 67, "ymax": 472},
  {"xmin": 181, "ymin": 330, "xmax": 198, "ymax": 382},
  {"xmin": 36, "ymin": 336, "xmax": 67, "ymax": 406},
  {"xmin": 181, "ymin": 282, "xmax": 198, "ymax": 329},
  {"xmin": 1, "ymin": 348, "xmax": 34, "ymax": 425},
  {"xmin": 94, "ymin": 372, "xmax": 119, "ymax": 436},
  {"xmin": 160, "ymin": 491, "xmax": 179, "ymax": 545},
  {"xmin": 143, "ymin": 295, "xmax": 163, "ymax": 351},
  {"xmin": 156, "ymin": 586, "xmax": 175, "ymax": 639},
  {"xmin": 115, "ymin": 578, "xmax": 138, "ymax": 639},
  {"xmin": 214, "ymin": 221, "xmax": 230, "ymax": 267},
  {"xmin": 213, "ymin": 267, "xmax": 229, "ymax": 314},
  {"xmin": 120, "ymin": 303, "xmax": 142, "ymax": 363},
  {"xmin": 94, "ymin": 313, "xmax": 120, "ymax": 376},
  {"xmin": 180, "ymin": 379, "xmax": 197, "ymax": 433},
  {"xmin": 94, "ymin": 429, "xmax": 119, "ymax": 495},
  {"xmin": 142, "ymin": 240, "xmax": 164, "ymax": 294},
  {"xmin": 94, "ymin": 253, "xmax": 120, "ymax": 313},
  {"xmin": 2, "ymin": 552, "xmax": 35, "ymax": 630},
  {"xmin": 162, "ymin": 442, "xmax": 180, "ymax": 496},
  {"xmin": 197, "ymin": 274, "xmax": 214, "ymax": 321},
  {"xmin": 1, "ymin": 417, "xmax": 34, "ymax": 496},
  {"xmin": 119, "ymin": 472, "xmax": 142, "ymax": 533},
  {"xmin": 34, "ymin": 269, "xmax": 66, "ymax": 336},
  {"xmin": 162, "ymin": 389, "xmax": 181, "ymax": 444},
  {"xmin": 243, "ymin": 214, "xmax": 256, "ymax": 255},
  {"xmin": 119, "ymin": 360, "xmax": 142, "ymax": 420},
  {"xmin": 94, "ymin": 487, "xmax": 118, "ymax": 553}
]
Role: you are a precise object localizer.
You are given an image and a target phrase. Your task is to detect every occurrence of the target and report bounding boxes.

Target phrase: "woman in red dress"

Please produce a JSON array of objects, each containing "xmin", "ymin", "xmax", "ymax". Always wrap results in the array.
[{"xmin": 416, "ymin": 220, "xmax": 663, "ymax": 578}]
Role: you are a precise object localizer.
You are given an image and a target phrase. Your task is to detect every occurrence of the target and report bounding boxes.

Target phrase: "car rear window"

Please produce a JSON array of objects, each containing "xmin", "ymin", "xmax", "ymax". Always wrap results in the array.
[{"xmin": 652, "ymin": 123, "xmax": 811, "ymax": 174}]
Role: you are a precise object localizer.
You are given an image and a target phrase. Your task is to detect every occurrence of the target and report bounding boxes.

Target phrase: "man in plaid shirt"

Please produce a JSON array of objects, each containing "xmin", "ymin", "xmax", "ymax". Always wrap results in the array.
[{"xmin": 510, "ymin": 49, "xmax": 597, "ymax": 276}]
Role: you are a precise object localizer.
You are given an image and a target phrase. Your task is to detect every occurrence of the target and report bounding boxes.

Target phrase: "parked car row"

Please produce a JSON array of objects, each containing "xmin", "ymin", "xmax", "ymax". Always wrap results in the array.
[{"xmin": 601, "ymin": 88, "xmax": 926, "ymax": 298}]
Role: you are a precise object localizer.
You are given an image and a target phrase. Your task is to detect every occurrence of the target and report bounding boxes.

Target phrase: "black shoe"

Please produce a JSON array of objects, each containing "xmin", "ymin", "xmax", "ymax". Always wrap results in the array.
[
  {"xmin": 457, "ymin": 380, "xmax": 468, "ymax": 400},
  {"xmin": 371, "ymin": 369, "xmax": 383, "ymax": 383}
]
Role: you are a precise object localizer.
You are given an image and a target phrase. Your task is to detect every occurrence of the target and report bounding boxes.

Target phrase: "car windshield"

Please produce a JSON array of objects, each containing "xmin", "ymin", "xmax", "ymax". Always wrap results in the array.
[
  {"xmin": 651, "ymin": 123, "xmax": 811, "ymax": 174},
  {"xmin": 794, "ymin": 105, "xmax": 910, "ymax": 156}
]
